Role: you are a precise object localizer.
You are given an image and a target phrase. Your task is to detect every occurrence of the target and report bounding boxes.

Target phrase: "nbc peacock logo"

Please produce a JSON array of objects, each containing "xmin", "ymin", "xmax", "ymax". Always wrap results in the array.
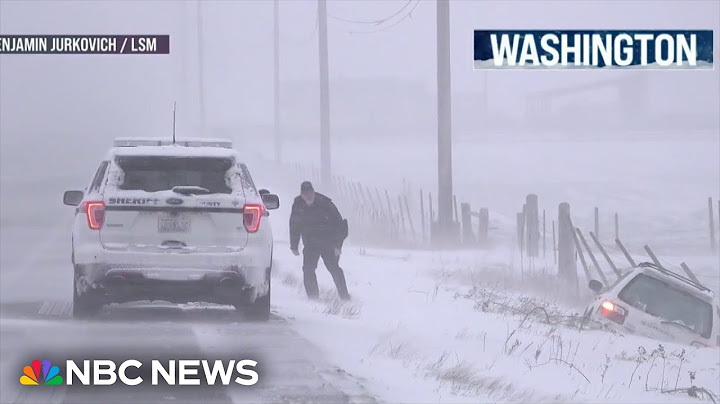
[{"xmin": 20, "ymin": 360, "xmax": 64, "ymax": 385}]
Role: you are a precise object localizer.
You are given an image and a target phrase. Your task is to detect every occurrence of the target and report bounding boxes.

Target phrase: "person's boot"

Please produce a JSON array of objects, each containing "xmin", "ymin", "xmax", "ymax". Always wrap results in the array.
[
  {"xmin": 330, "ymin": 270, "xmax": 350, "ymax": 301},
  {"xmin": 303, "ymin": 270, "xmax": 320, "ymax": 300}
]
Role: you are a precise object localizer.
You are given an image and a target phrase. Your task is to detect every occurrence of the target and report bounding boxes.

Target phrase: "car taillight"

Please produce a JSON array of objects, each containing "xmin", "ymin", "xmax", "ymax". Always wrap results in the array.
[
  {"xmin": 598, "ymin": 300, "xmax": 627, "ymax": 325},
  {"xmin": 84, "ymin": 201, "xmax": 105, "ymax": 230},
  {"xmin": 243, "ymin": 203, "xmax": 264, "ymax": 233}
]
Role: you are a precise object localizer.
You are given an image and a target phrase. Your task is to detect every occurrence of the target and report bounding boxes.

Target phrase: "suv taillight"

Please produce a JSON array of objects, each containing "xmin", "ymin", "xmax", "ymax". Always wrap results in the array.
[
  {"xmin": 84, "ymin": 201, "xmax": 105, "ymax": 230},
  {"xmin": 598, "ymin": 300, "xmax": 627, "ymax": 325},
  {"xmin": 243, "ymin": 203, "xmax": 264, "ymax": 233}
]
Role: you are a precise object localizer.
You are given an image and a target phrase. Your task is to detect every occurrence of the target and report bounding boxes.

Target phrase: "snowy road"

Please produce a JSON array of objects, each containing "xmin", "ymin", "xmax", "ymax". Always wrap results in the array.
[{"xmin": 0, "ymin": 208, "xmax": 377, "ymax": 403}]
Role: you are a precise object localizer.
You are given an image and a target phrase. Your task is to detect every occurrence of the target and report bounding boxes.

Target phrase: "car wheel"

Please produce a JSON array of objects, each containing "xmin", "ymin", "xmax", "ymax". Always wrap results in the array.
[
  {"xmin": 238, "ymin": 267, "xmax": 271, "ymax": 322},
  {"xmin": 72, "ymin": 267, "xmax": 101, "ymax": 319}
]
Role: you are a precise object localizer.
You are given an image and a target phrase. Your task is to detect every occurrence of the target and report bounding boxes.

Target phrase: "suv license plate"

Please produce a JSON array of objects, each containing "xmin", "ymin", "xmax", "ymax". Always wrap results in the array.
[{"xmin": 158, "ymin": 218, "xmax": 191, "ymax": 233}]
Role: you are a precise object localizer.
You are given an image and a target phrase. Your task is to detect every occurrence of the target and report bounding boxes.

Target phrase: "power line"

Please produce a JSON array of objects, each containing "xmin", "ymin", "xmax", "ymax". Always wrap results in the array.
[
  {"xmin": 329, "ymin": 0, "xmax": 413, "ymax": 25},
  {"xmin": 336, "ymin": 0, "xmax": 421, "ymax": 35}
]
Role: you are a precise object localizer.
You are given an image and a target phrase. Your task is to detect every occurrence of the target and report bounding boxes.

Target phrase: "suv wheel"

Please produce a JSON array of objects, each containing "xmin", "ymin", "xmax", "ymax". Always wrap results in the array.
[
  {"xmin": 237, "ymin": 267, "xmax": 271, "ymax": 321},
  {"xmin": 73, "ymin": 266, "xmax": 101, "ymax": 319}
]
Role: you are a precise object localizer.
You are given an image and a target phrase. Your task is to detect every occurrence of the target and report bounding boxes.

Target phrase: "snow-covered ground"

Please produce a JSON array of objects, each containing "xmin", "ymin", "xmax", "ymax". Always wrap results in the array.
[
  {"xmin": 270, "ymin": 244, "xmax": 720, "ymax": 403},
  {"xmin": 252, "ymin": 133, "xmax": 720, "ymax": 403},
  {"xmin": 193, "ymin": 131, "xmax": 720, "ymax": 404}
]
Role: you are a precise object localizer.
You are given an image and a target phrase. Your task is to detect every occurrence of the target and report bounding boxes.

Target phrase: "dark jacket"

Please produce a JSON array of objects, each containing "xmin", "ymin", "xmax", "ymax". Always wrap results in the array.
[{"xmin": 289, "ymin": 193, "xmax": 346, "ymax": 250}]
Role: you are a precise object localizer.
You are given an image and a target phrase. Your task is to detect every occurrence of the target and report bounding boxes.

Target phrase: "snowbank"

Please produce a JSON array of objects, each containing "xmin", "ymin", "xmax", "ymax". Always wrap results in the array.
[{"xmin": 271, "ymin": 246, "xmax": 720, "ymax": 403}]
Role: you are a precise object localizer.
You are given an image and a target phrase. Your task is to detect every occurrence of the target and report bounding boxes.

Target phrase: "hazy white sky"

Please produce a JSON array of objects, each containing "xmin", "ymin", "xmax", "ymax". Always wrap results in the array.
[{"xmin": 0, "ymin": 0, "xmax": 718, "ymax": 136}]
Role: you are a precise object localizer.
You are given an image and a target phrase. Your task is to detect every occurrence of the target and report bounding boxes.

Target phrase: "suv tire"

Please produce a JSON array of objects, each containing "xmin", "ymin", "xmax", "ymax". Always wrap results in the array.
[
  {"xmin": 238, "ymin": 267, "xmax": 271, "ymax": 321},
  {"xmin": 72, "ymin": 266, "xmax": 102, "ymax": 319}
]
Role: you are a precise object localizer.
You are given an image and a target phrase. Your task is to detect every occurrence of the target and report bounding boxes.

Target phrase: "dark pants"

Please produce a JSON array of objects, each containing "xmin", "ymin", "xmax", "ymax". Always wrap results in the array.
[{"xmin": 302, "ymin": 245, "xmax": 349, "ymax": 300}]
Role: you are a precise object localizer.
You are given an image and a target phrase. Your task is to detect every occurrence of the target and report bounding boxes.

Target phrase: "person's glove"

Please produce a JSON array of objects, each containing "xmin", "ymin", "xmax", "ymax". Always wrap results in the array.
[
  {"xmin": 334, "ymin": 247, "xmax": 341, "ymax": 257},
  {"xmin": 291, "ymin": 248, "xmax": 300, "ymax": 256}
]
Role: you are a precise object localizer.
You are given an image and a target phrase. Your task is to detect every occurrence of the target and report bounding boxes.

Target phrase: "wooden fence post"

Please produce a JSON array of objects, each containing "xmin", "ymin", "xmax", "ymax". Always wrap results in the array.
[
  {"xmin": 517, "ymin": 212, "xmax": 525, "ymax": 250},
  {"xmin": 553, "ymin": 220, "xmax": 557, "ymax": 265},
  {"xmin": 557, "ymin": 203, "xmax": 578, "ymax": 288},
  {"xmin": 570, "ymin": 225, "xmax": 593, "ymax": 286},
  {"xmin": 542, "ymin": 209, "xmax": 546, "ymax": 258},
  {"xmin": 383, "ymin": 189, "xmax": 396, "ymax": 239},
  {"xmin": 590, "ymin": 231, "xmax": 621, "ymax": 277},
  {"xmin": 643, "ymin": 245, "xmax": 663, "ymax": 268},
  {"xmin": 478, "ymin": 208, "xmax": 489, "ymax": 248},
  {"xmin": 594, "ymin": 207, "xmax": 599, "ymax": 240},
  {"xmin": 577, "ymin": 228, "xmax": 608, "ymax": 287},
  {"xmin": 428, "ymin": 192, "xmax": 435, "ymax": 243},
  {"xmin": 461, "ymin": 203, "xmax": 473, "ymax": 245},
  {"xmin": 680, "ymin": 262, "xmax": 702, "ymax": 285},
  {"xmin": 419, "ymin": 189, "xmax": 426, "ymax": 244},
  {"xmin": 526, "ymin": 194, "xmax": 539, "ymax": 257},
  {"xmin": 614, "ymin": 212, "xmax": 619, "ymax": 240},
  {"xmin": 709, "ymin": 197, "xmax": 717, "ymax": 253},
  {"xmin": 453, "ymin": 195, "xmax": 460, "ymax": 243},
  {"xmin": 403, "ymin": 195, "xmax": 416, "ymax": 243},
  {"xmin": 428, "ymin": 192, "xmax": 434, "ymax": 223},
  {"xmin": 615, "ymin": 238, "xmax": 636, "ymax": 267},
  {"xmin": 397, "ymin": 195, "xmax": 407, "ymax": 240},
  {"xmin": 517, "ymin": 212, "xmax": 525, "ymax": 278},
  {"xmin": 453, "ymin": 195, "xmax": 459, "ymax": 223}
]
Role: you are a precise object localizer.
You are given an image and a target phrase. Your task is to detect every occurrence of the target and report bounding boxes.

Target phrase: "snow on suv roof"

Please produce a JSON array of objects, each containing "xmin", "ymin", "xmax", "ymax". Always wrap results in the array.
[
  {"xmin": 107, "ymin": 137, "xmax": 240, "ymax": 160},
  {"xmin": 109, "ymin": 145, "xmax": 238, "ymax": 159},
  {"xmin": 113, "ymin": 137, "xmax": 233, "ymax": 148}
]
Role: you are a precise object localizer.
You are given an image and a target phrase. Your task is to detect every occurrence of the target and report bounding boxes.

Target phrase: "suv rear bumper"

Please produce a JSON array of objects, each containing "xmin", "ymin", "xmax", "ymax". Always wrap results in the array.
[
  {"xmin": 74, "ymin": 241, "xmax": 270, "ymax": 285},
  {"xmin": 75, "ymin": 263, "xmax": 269, "ymax": 305}
]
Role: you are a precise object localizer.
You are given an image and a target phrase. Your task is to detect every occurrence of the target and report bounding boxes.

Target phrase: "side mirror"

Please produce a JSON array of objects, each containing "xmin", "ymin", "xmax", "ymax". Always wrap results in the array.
[
  {"xmin": 258, "ymin": 189, "xmax": 270, "ymax": 196},
  {"xmin": 261, "ymin": 193, "xmax": 280, "ymax": 210},
  {"xmin": 588, "ymin": 279, "xmax": 603, "ymax": 293},
  {"xmin": 63, "ymin": 190, "xmax": 84, "ymax": 206}
]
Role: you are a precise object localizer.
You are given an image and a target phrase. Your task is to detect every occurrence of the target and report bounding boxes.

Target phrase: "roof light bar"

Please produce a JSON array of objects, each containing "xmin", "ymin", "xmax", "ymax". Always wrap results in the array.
[{"xmin": 113, "ymin": 137, "xmax": 233, "ymax": 149}]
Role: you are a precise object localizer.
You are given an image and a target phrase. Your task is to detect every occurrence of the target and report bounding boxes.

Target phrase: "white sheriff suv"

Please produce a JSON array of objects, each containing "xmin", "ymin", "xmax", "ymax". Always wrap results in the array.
[
  {"xmin": 63, "ymin": 137, "xmax": 279, "ymax": 320},
  {"xmin": 584, "ymin": 262, "xmax": 720, "ymax": 348}
]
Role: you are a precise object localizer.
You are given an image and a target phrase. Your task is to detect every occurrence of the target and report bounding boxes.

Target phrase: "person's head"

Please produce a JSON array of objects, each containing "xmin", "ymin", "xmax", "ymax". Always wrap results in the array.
[{"xmin": 300, "ymin": 181, "xmax": 315, "ymax": 205}]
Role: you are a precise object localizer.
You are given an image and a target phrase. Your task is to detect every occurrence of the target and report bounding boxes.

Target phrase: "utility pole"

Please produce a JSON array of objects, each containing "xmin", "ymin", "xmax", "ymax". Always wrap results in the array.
[
  {"xmin": 196, "ymin": 0, "xmax": 207, "ymax": 134},
  {"xmin": 436, "ymin": 0, "xmax": 453, "ymax": 245},
  {"xmin": 180, "ymin": 2, "xmax": 190, "ymax": 124},
  {"xmin": 273, "ymin": 0, "xmax": 281, "ymax": 163},
  {"xmin": 318, "ymin": 0, "xmax": 332, "ymax": 188}
]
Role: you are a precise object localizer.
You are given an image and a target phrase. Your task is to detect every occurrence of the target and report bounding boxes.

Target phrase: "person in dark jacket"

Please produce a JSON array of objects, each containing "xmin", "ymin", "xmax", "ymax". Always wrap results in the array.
[{"xmin": 289, "ymin": 181, "xmax": 350, "ymax": 300}]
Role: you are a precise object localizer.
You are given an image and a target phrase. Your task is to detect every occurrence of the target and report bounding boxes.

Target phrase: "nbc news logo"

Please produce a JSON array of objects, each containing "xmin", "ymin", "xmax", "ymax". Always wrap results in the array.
[
  {"xmin": 20, "ymin": 360, "xmax": 63, "ymax": 385},
  {"xmin": 20, "ymin": 359, "xmax": 259, "ymax": 386}
]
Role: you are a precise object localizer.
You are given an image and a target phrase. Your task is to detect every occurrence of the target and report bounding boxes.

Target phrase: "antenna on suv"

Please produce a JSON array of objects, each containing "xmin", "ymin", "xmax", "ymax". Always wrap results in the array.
[{"xmin": 172, "ymin": 101, "xmax": 177, "ymax": 145}]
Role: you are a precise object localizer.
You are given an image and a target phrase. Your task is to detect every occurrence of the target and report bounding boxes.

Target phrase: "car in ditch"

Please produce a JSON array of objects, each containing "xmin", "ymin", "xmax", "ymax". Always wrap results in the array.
[{"xmin": 583, "ymin": 262, "xmax": 719, "ymax": 348}]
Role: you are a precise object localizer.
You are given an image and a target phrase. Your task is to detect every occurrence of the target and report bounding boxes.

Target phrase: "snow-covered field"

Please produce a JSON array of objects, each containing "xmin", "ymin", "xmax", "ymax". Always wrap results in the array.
[
  {"xmin": 270, "ymin": 245, "xmax": 720, "ymax": 403},
  {"xmin": 252, "ymin": 134, "xmax": 720, "ymax": 403}
]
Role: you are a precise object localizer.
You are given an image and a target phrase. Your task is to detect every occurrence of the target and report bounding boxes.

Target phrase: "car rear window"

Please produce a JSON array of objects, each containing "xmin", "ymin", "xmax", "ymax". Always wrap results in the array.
[
  {"xmin": 114, "ymin": 156, "xmax": 233, "ymax": 194},
  {"xmin": 618, "ymin": 273, "xmax": 713, "ymax": 339}
]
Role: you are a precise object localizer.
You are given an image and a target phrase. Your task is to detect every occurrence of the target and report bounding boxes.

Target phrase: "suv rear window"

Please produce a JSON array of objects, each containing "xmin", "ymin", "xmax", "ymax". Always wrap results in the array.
[
  {"xmin": 115, "ymin": 156, "xmax": 233, "ymax": 194},
  {"xmin": 618, "ymin": 273, "xmax": 713, "ymax": 339}
]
